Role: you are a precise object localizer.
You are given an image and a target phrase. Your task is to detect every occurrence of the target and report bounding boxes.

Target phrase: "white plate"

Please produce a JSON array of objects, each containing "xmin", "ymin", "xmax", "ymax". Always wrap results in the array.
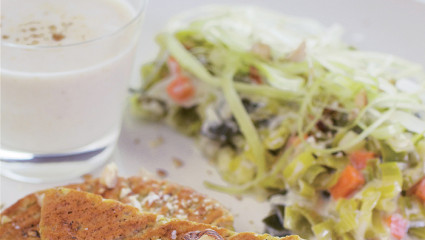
[{"xmin": 1, "ymin": 0, "xmax": 425, "ymax": 234}]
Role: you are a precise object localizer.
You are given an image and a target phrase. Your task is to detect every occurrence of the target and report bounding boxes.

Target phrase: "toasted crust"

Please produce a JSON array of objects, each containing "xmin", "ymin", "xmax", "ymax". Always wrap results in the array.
[
  {"xmin": 39, "ymin": 188, "xmax": 301, "ymax": 240},
  {"xmin": 0, "ymin": 176, "xmax": 233, "ymax": 239}
]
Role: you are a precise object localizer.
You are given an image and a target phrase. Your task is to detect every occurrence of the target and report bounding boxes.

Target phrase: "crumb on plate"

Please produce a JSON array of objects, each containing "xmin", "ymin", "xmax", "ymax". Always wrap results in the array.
[
  {"xmin": 149, "ymin": 136, "xmax": 164, "ymax": 148},
  {"xmin": 156, "ymin": 168, "xmax": 168, "ymax": 178},
  {"xmin": 133, "ymin": 138, "xmax": 141, "ymax": 145},
  {"xmin": 172, "ymin": 157, "xmax": 184, "ymax": 168}
]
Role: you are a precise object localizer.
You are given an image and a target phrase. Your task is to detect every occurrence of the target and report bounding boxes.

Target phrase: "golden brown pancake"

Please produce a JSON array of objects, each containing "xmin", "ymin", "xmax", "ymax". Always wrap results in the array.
[
  {"xmin": 0, "ymin": 175, "xmax": 233, "ymax": 240},
  {"xmin": 39, "ymin": 188, "xmax": 301, "ymax": 240}
]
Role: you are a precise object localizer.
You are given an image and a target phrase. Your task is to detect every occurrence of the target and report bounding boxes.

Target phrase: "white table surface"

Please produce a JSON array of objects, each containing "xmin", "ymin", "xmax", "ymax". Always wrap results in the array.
[{"xmin": 1, "ymin": 0, "xmax": 425, "ymax": 233}]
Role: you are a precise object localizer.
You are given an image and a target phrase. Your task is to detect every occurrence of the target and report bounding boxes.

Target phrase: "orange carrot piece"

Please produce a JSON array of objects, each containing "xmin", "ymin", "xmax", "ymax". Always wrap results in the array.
[
  {"xmin": 413, "ymin": 177, "xmax": 425, "ymax": 202},
  {"xmin": 349, "ymin": 151, "xmax": 375, "ymax": 170},
  {"xmin": 330, "ymin": 165, "xmax": 365, "ymax": 199},
  {"xmin": 167, "ymin": 75, "xmax": 195, "ymax": 103}
]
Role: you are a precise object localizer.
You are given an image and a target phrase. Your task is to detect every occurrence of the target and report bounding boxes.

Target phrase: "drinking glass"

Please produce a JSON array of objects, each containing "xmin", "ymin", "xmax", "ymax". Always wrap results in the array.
[{"xmin": 0, "ymin": 0, "xmax": 148, "ymax": 182}]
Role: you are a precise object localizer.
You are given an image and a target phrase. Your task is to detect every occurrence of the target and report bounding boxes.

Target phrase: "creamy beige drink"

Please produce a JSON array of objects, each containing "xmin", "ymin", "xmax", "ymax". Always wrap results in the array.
[
  {"xmin": 0, "ymin": 0, "xmax": 146, "ymax": 181},
  {"xmin": 2, "ymin": 0, "xmax": 136, "ymax": 46}
]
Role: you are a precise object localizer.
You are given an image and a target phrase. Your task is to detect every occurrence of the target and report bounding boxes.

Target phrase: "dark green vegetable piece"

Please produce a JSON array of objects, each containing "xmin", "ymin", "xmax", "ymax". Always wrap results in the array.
[{"xmin": 263, "ymin": 205, "xmax": 292, "ymax": 237}]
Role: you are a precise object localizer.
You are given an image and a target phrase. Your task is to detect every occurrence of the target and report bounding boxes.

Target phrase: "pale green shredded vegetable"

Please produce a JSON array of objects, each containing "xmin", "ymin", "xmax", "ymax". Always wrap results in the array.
[
  {"xmin": 221, "ymin": 63, "xmax": 267, "ymax": 179},
  {"xmin": 133, "ymin": 6, "xmax": 425, "ymax": 240}
]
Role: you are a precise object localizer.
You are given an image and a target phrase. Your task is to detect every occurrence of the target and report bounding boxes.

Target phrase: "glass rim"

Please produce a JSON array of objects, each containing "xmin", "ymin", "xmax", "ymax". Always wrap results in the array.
[{"xmin": 1, "ymin": 0, "xmax": 148, "ymax": 50}]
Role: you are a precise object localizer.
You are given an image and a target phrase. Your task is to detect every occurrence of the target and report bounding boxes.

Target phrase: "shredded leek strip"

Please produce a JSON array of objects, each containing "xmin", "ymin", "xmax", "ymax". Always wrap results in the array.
[
  {"xmin": 160, "ymin": 33, "xmax": 219, "ymax": 86},
  {"xmin": 209, "ymin": 145, "xmax": 297, "ymax": 193},
  {"xmin": 205, "ymin": 146, "xmax": 296, "ymax": 194},
  {"xmin": 330, "ymin": 94, "xmax": 419, "ymax": 144},
  {"xmin": 161, "ymin": 33, "xmax": 304, "ymax": 102},
  {"xmin": 312, "ymin": 219, "xmax": 335, "ymax": 240},
  {"xmin": 370, "ymin": 210, "xmax": 388, "ymax": 236},
  {"xmin": 409, "ymin": 227, "xmax": 425, "ymax": 239},
  {"xmin": 342, "ymin": 93, "xmax": 423, "ymax": 135},
  {"xmin": 299, "ymin": 180, "xmax": 316, "ymax": 198},
  {"xmin": 163, "ymin": 35, "xmax": 289, "ymax": 192},
  {"xmin": 233, "ymin": 83, "xmax": 303, "ymax": 102},
  {"xmin": 304, "ymin": 165, "xmax": 328, "ymax": 184},
  {"xmin": 355, "ymin": 191, "xmax": 381, "ymax": 240},
  {"xmin": 141, "ymin": 49, "xmax": 168, "ymax": 90},
  {"xmin": 303, "ymin": 96, "xmax": 329, "ymax": 134},
  {"xmin": 284, "ymin": 205, "xmax": 322, "ymax": 237},
  {"xmin": 297, "ymin": 78, "xmax": 322, "ymax": 139},
  {"xmin": 270, "ymin": 145, "xmax": 296, "ymax": 177},
  {"xmin": 204, "ymin": 166, "xmax": 281, "ymax": 194},
  {"xmin": 283, "ymin": 151, "xmax": 316, "ymax": 186},
  {"xmin": 204, "ymin": 61, "xmax": 269, "ymax": 193},
  {"xmin": 221, "ymin": 63, "xmax": 266, "ymax": 179},
  {"xmin": 413, "ymin": 131, "xmax": 425, "ymax": 144},
  {"xmin": 380, "ymin": 162, "xmax": 403, "ymax": 188},
  {"xmin": 318, "ymin": 108, "xmax": 395, "ymax": 153},
  {"xmin": 336, "ymin": 199, "xmax": 359, "ymax": 234}
]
